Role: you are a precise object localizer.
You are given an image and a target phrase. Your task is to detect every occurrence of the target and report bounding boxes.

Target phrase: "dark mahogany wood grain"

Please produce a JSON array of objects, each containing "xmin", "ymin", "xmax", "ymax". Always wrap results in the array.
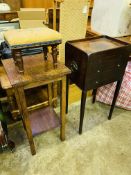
[{"xmin": 65, "ymin": 36, "xmax": 131, "ymax": 134}]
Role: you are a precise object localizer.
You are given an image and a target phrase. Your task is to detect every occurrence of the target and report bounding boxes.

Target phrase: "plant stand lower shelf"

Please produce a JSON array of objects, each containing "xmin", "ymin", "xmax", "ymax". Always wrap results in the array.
[
  {"xmin": 29, "ymin": 106, "xmax": 60, "ymax": 136},
  {"xmin": 2, "ymin": 54, "xmax": 71, "ymax": 155}
]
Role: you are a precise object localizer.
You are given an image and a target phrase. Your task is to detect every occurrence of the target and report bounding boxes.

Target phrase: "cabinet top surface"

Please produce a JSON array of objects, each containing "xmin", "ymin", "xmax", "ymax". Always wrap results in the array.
[{"xmin": 69, "ymin": 36, "xmax": 126, "ymax": 54}]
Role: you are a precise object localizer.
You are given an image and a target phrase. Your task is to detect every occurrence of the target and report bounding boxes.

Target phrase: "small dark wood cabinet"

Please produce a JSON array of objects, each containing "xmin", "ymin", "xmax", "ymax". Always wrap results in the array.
[{"xmin": 65, "ymin": 36, "xmax": 130, "ymax": 134}]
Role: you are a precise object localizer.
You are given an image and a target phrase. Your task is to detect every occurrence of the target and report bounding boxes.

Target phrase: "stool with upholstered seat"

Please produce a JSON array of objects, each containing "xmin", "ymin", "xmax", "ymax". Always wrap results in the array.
[{"xmin": 4, "ymin": 27, "xmax": 62, "ymax": 73}]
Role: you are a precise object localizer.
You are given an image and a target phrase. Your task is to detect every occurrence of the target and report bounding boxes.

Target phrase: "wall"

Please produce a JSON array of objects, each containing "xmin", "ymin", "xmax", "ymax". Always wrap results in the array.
[{"xmin": 4, "ymin": 0, "xmax": 22, "ymax": 10}]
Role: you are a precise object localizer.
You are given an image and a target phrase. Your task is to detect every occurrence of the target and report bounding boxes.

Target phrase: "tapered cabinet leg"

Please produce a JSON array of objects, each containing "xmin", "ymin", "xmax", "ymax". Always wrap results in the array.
[
  {"xmin": 108, "ymin": 80, "xmax": 122, "ymax": 120},
  {"xmin": 92, "ymin": 89, "xmax": 97, "ymax": 104},
  {"xmin": 60, "ymin": 77, "xmax": 66, "ymax": 141},
  {"xmin": 79, "ymin": 90, "xmax": 87, "ymax": 134},
  {"xmin": 14, "ymin": 87, "xmax": 36, "ymax": 155}
]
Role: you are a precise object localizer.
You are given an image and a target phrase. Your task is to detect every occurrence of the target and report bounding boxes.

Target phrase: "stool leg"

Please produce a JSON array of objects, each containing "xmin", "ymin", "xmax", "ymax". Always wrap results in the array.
[
  {"xmin": 79, "ymin": 90, "xmax": 87, "ymax": 134},
  {"xmin": 51, "ymin": 45, "xmax": 58, "ymax": 68},
  {"xmin": 60, "ymin": 77, "xmax": 66, "ymax": 141},
  {"xmin": 66, "ymin": 75, "xmax": 69, "ymax": 114},
  {"xmin": 12, "ymin": 50, "xmax": 17, "ymax": 65},
  {"xmin": 14, "ymin": 87, "xmax": 36, "ymax": 155},
  {"xmin": 92, "ymin": 89, "xmax": 97, "ymax": 104},
  {"xmin": 13, "ymin": 49, "xmax": 24, "ymax": 73},
  {"xmin": 43, "ymin": 46, "xmax": 48, "ymax": 61},
  {"xmin": 108, "ymin": 80, "xmax": 122, "ymax": 120}
]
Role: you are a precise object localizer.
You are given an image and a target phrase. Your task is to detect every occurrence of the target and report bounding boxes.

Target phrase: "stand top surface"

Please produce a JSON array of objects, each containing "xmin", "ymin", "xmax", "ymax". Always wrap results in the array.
[
  {"xmin": 68, "ymin": 36, "xmax": 129, "ymax": 55},
  {"xmin": 2, "ymin": 54, "xmax": 70, "ymax": 89}
]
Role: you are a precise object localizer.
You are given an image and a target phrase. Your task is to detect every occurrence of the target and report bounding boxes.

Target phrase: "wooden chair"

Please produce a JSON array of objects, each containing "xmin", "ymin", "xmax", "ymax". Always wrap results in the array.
[
  {"xmin": 18, "ymin": 8, "xmax": 48, "ymax": 29},
  {"xmin": 59, "ymin": 0, "xmax": 89, "ymax": 62}
]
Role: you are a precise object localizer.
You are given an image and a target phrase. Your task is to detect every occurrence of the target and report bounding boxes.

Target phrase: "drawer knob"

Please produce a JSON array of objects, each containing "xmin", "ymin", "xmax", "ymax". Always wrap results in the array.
[
  {"xmin": 96, "ymin": 81, "xmax": 99, "ymax": 84},
  {"xmin": 70, "ymin": 61, "xmax": 78, "ymax": 73},
  {"xmin": 97, "ymin": 70, "xmax": 100, "ymax": 73}
]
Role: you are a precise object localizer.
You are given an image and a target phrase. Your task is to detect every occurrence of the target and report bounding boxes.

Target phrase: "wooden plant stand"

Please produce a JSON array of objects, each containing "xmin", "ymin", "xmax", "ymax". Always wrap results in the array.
[{"xmin": 2, "ymin": 54, "xmax": 70, "ymax": 155}]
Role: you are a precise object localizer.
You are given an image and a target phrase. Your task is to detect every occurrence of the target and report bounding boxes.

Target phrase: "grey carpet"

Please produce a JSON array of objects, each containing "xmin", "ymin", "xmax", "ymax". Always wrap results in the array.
[{"xmin": 0, "ymin": 98, "xmax": 131, "ymax": 175}]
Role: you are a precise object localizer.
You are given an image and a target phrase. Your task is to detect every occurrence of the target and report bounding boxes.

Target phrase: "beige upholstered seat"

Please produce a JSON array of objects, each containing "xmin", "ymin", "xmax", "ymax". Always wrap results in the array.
[{"xmin": 4, "ymin": 27, "xmax": 62, "ymax": 49}]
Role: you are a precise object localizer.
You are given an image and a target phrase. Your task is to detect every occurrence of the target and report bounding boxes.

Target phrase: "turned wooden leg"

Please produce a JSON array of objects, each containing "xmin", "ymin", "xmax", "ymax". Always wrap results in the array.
[
  {"xmin": 108, "ymin": 80, "xmax": 122, "ymax": 120},
  {"xmin": 13, "ymin": 49, "xmax": 24, "ymax": 73},
  {"xmin": 79, "ymin": 90, "xmax": 87, "ymax": 134},
  {"xmin": 12, "ymin": 50, "xmax": 17, "ymax": 65},
  {"xmin": 14, "ymin": 86, "xmax": 36, "ymax": 155},
  {"xmin": 51, "ymin": 45, "xmax": 58, "ymax": 68},
  {"xmin": 43, "ymin": 46, "xmax": 48, "ymax": 61},
  {"xmin": 60, "ymin": 77, "xmax": 66, "ymax": 141},
  {"xmin": 92, "ymin": 89, "xmax": 97, "ymax": 104},
  {"xmin": 66, "ymin": 75, "xmax": 69, "ymax": 114}
]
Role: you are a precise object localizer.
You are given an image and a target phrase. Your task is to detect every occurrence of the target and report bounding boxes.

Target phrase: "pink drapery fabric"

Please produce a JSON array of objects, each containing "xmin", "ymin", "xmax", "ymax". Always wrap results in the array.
[{"xmin": 96, "ymin": 61, "xmax": 131, "ymax": 110}]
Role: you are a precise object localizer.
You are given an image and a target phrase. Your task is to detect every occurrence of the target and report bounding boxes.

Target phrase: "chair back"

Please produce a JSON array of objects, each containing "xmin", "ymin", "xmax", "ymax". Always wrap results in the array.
[
  {"xmin": 59, "ymin": 0, "xmax": 89, "ymax": 62},
  {"xmin": 18, "ymin": 8, "xmax": 47, "ymax": 29}
]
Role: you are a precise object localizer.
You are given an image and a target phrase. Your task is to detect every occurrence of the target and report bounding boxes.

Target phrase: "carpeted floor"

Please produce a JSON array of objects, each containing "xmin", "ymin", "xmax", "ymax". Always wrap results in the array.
[{"xmin": 0, "ymin": 97, "xmax": 131, "ymax": 175}]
